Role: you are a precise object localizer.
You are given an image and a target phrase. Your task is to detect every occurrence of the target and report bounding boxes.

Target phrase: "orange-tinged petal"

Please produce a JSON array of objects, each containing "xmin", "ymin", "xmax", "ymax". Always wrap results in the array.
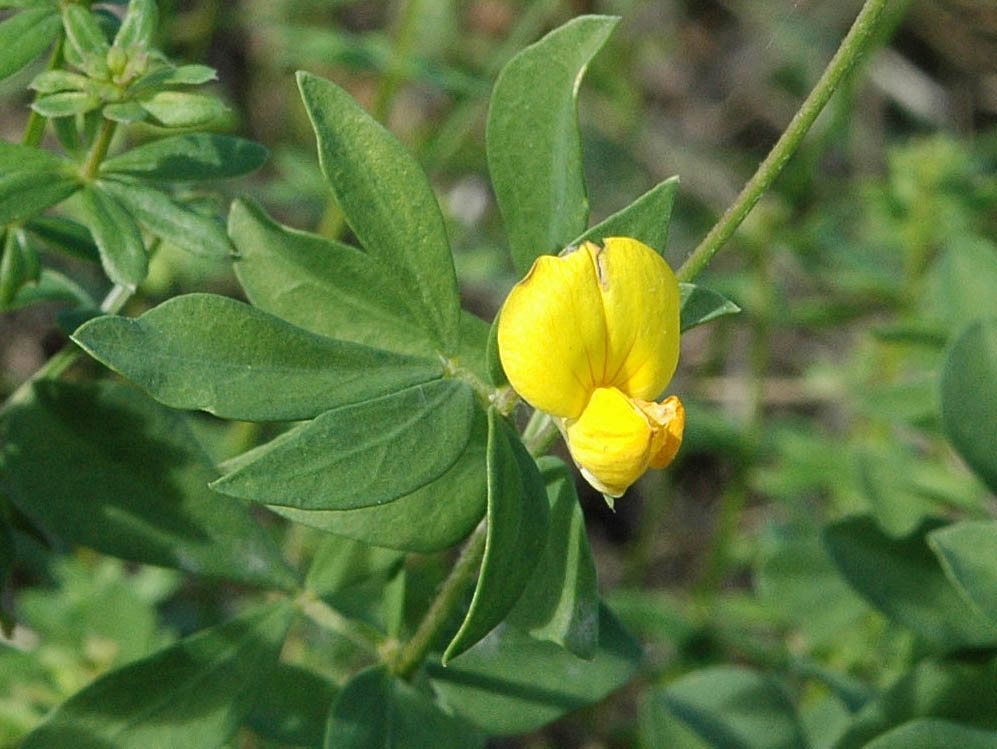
[
  {"xmin": 497, "ymin": 248, "xmax": 608, "ymax": 418},
  {"xmin": 637, "ymin": 395, "xmax": 685, "ymax": 468},
  {"xmin": 595, "ymin": 237, "xmax": 681, "ymax": 401},
  {"xmin": 564, "ymin": 387, "xmax": 653, "ymax": 497}
]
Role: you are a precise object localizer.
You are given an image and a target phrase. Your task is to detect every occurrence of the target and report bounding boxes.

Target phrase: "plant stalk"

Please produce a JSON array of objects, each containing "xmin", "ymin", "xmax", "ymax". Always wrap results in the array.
[
  {"xmin": 297, "ymin": 591, "xmax": 386, "ymax": 656},
  {"xmin": 675, "ymin": 0, "xmax": 892, "ymax": 283},
  {"xmin": 390, "ymin": 519, "xmax": 487, "ymax": 679},
  {"xmin": 80, "ymin": 118, "xmax": 117, "ymax": 181}
]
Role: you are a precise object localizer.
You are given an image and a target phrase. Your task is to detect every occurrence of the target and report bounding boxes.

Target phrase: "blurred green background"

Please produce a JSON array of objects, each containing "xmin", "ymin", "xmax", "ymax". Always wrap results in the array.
[{"xmin": 2, "ymin": 0, "xmax": 996, "ymax": 746}]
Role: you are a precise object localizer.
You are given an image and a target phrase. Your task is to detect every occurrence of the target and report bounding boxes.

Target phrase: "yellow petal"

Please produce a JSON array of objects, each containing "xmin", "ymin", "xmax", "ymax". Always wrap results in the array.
[
  {"xmin": 497, "ymin": 247, "xmax": 608, "ymax": 418},
  {"xmin": 636, "ymin": 395, "xmax": 685, "ymax": 468},
  {"xmin": 595, "ymin": 237, "xmax": 681, "ymax": 401},
  {"xmin": 564, "ymin": 387, "xmax": 653, "ymax": 497}
]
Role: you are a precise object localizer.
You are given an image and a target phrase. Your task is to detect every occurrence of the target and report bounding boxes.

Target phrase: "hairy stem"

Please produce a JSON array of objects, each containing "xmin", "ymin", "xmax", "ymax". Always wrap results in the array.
[
  {"xmin": 80, "ymin": 118, "xmax": 118, "ymax": 181},
  {"xmin": 676, "ymin": 0, "xmax": 892, "ymax": 283},
  {"xmin": 389, "ymin": 519, "xmax": 488, "ymax": 679},
  {"xmin": 22, "ymin": 36, "xmax": 65, "ymax": 148}
]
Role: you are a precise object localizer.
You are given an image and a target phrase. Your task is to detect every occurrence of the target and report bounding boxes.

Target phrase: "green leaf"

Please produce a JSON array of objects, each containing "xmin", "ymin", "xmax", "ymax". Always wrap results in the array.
[
  {"xmin": 863, "ymin": 719, "xmax": 997, "ymax": 749},
  {"xmin": 443, "ymin": 410, "xmax": 549, "ymax": 663},
  {"xmin": 100, "ymin": 178, "xmax": 231, "ymax": 259},
  {"xmin": 0, "ymin": 171, "xmax": 80, "ymax": 225},
  {"xmin": 0, "ymin": 7, "xmax": 60, "ymax": 82},
  {"xmin": 507, "ymin": 456, "xmax": 598, "ymax": 658},
  {"xmin": 9, "ymin": 268, "xmax": 94, "ymax": 310},
  {"xmin": 29, "ymin": 69, "xmax": 89, "ymax": 93},
  {"xmin": 484, "ymin": 313, "xmax": 507, "ymax": 386},
  {"xmin": 62, "ymin": 4, "xmax": 109, "ymax": 77},
  {"xmin": 21, "ymin": 601, "xmax": 294, "ymax": 749},
  {"xmin": 326, "ymin": 665, "xmax": 484, "ymax": 748},
  {"xmin": 756, "ymin": 532, "xmax": 868, "ymax": 647},
  {"xmin": 26, "ymin": 215, "xmax": 99, "ymax": 263},
  {"xmin": 1, "ymin": 380, "xmax": 300, "ymax": 590},
  {"xmin": 101, "ymin": 134, "xmax": 268, "ymax": 181},
  {"xmin": 297, "ymin": 70, "xmax": 460, "ymax": 354},
  {"xmin": 114, "ymin": 0, "xmax": 157, "ymax": 48},
  {"xmin": 940, "ymin": 318, "xmax": 997, "ymax": 492},
  {"xmin": 131, "ymin": 63, "xmax": 217, "ymax": 92},
  {"xmin": 139, "ymin": 91, "xmax": 227, "ymax": 127},
  {"xmin": 924, "ymin": 237, "xmax": 997, "ymax": 335},
  {"xmin": 76, "ymin": 183, "xmax": 147, "ymax": 287},
  {"xmin": 679, "ymin": 283, "xmax": 741, "ymax": 332},
  {"xmin": 650, "ymin": 666, "xmax": 808, "ymax": 749},
  {"xmin": 229, "ymin": 198, "xmax": 435, "ymax": 357},
  {"xmin": 246, "ymin": 663, "xmax": 338, "ymax": 748},
  {"xmin": 32, "ymin": 91, "xmax": 100, "ymax": 117},
  {"xmin": 212, "ymin": 379, "xmax": 476, "ymax": 511},
  {"xmin": 0, "ymin": 141, "xmax": 69, "ymax": 171},
  {"xmin": 305, "ymin": 536, "xmax": 403, "ymax": 600},
  {"xmin": 429, "ymin": 604, "xmax": 641, "ymax": 735},
  {"xmin": 823, "ymin": 516, "xmax": 997, "ymax": 650},
  {"xmin": 834, "ymin": 657, "xmax": 997, "ymax": 749},
  {"xmin": 574, "ymin": 176, "xmax": 680, "ymax": 255},
  {"xmin": 103, "ymin": 100, "xmax": 148, "ymax": 123},
  {"xmin": 270, "ymin": 406, "xmax": 487, "ymax": 552},
  {"xmin": 486, "ymin": 15, "xmax": 619, "ymax": 274},
  {"xmin": 73, "ymin": 293, "xmax": 444, "ymax": 421},
  {"xmin": 928, "ymin": 521, "xmax": 997, "ymax": 625},
  {"xmin": 0, "ymin": 229, "xmax": 32, "ymax": 308}
]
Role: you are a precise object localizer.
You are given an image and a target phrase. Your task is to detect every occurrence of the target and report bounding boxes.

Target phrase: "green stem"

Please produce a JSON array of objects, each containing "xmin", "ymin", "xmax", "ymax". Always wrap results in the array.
[
  {"xmin": 296, "ymin": 590, "xmax": 386, "ymax": 656},
  {"xmin": 675, "ymin": 0, "xmax": 891, "ymax": 283},
  {"xmin": 390, "ymin": 519, "xmax": 487, "ymax": 679},
  {"xmin": 80, "ymin": 118, "xmax": 117, "ymax": 181},
  {"xmin": 0, "ymin": 280, "xmax": 133, "ymax": 419},
  {"xmin": 22, "ymin": 36, "xmax": 65, "ymax": 147}
]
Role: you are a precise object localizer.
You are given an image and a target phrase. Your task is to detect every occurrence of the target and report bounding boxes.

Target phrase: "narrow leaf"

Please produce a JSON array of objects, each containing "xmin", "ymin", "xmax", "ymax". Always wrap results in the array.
[
  {"xmin": 8, "ymin": 268, "xmax": 94, "ymax": 310},
  {"xmin": 1, "ymin": 380, "xmax": 300, "ymax": 590},
  {"xmin": 574, "ymin": 176, "xmax": 680, "ymax": 255},
  {"xmin": 22, "ymin": 601, "xmax": 294, "ymax": 749},
  {"xmin": 0, "ymin": 7, "xmax": 60, "ymax": 81},
  {"xmin": 101, "ymin": 134, "xmax": 268, "ymax": 181},
  {"xmin": 443, "ymin": 410, "xmax": 549, "ymax": 663},
  {"xmin": 131, "ymin": 63, "xmax": 217, "ymax": 92},
  {"xmin": 0, "ymin": 141, "xmax": 69, "ymax": 171},
  {"xmin": 229, "ymin": 198, "xmax": 434, "ymax": 357},
  {"xmin": 0, "ymin": 171, "xmax": 81, "ymax": 225},
  {"xmin": 139, "ymin": 91, "xmax": 226, "ymax": 127},
  {"xmin": 429, "ymin": 605, "xmax": 642, "ymax": 735},
  {"xmin": 29, "ymin": 69, "xmax": 89, "ymax": 93},
  {"xmin": 76, "ymin": 183, "xmax": 147, "ymax": 287},
  {"xmin": 100, "ymin": 178, "xmax": 231, "ymax": 258},
  {"xmin": 72, "ymin": 293, "xmax": 445, "ymax": 421},
  {"xmin": 269, "ymin": 406, "xmax": 487, "ymax": 552},
  {"xmin": 487, "ymin": 15, "xmax": 619, "ymax": 273},
  {"xmin": 62, "ymin": 4, "xmax": 109, "ymax": 76},
  {"xmin": 824, "ymin": 516, "xmax": 997, "ymax": 650},
  {"xmin": 114, "ymin": 0, "xmax": 157, "ymax": 48},
  {"xmin": 940, "ymin": 318, "xmax": 997, "ymax": 493},
  {"xmin": 326, "ymin": 666, "xmax": 484, "ymax": 748},
  {"xmin": 32, "ymin": 90, "xmax": 100, "ymax": 117},
  {"xmin": 507, "ymin": 456, "xmax": 599, "ymax": 658},
  {"xmin": 103, "ymin": 101, "xmax": 147, "ymax": 123},
  {"xmin": 680, "ymin": 283, "xmax": 741, "ymax": 332},
  {"xmin": 297, "ymin": 70, "xmax": 460, "ymax": 354},
  {"xmin": 26, "ymin": 215, "xmax": 99, "ymax": 263},
  {"xmin": 211, "ymin": 379, "xmax": 476, "ymax": 510}
]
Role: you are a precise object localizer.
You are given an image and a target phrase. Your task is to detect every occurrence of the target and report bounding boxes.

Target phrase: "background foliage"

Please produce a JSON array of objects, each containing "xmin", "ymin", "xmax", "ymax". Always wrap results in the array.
[{"xmin": 1, "ymin": 0, "xmax": 996, "ymax": 746}]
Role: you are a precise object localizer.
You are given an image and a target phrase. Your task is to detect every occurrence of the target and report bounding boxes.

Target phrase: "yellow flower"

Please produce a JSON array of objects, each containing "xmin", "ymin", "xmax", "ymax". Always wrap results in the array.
[{"xmin": 498, "ymin": 237, "xmax": 685, "ymax": 497}]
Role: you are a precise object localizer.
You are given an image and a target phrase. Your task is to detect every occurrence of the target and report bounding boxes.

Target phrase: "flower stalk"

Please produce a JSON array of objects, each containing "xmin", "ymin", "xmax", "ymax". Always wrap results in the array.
[{"xmin": 676, "ymin": 0, "xmax": 892, "ymax": 283}]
